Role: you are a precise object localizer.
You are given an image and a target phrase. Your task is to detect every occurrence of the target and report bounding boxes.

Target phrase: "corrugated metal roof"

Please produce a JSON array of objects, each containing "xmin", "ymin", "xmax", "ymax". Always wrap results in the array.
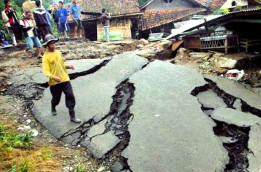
[
  {"xmin": 166, "ymin": 8, "xmax": 261, "ymax": 39},
  {"xmin": 141, "ymin": 0, "xmax": 229, "ymax": 10},
  {"xmin": 165, "ymin": 15, "xmax": 220, "ymax": 39}
]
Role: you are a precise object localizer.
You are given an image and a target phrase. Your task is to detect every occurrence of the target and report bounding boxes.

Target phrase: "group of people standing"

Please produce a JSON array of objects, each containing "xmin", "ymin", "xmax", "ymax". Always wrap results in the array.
[
  {"xmin": 1, "ymin": 0, "xmax": 83, "ymax": 58},
  {"xmin": 52, "ymin": 0, "xmax": 83, "ymax": 39}
]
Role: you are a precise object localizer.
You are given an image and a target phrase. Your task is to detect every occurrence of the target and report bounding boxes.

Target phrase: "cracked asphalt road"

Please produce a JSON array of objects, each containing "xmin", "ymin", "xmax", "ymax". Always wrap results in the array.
[{"xmin": 7, "ymin": 52, "xmax": 261, "ymax": 172}]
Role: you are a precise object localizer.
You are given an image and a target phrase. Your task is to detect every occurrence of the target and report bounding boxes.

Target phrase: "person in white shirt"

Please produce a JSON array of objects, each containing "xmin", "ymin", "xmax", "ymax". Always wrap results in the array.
[{"xmin": 21, "ymin": 11, "xmax": 42, "ymax": 58}]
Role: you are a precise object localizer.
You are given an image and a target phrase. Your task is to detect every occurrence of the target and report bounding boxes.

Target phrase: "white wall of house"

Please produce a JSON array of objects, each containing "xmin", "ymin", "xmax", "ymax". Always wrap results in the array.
[{"xmin": 221, "ymin": 0, "xmax": 248, "ymax": 9}]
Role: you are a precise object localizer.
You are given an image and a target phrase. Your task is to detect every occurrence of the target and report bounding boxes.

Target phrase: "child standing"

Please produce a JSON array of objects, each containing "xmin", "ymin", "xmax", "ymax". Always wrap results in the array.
[{"xmin": 42, "ymin": 34, "xmax": 81, "ymax": 123}]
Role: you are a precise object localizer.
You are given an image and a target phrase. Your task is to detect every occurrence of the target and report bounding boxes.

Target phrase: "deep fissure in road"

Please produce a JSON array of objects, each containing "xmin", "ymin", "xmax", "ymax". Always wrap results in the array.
[
  {"xmin": 59, "ymin": 61, "xmax": 150, "ymax": 171},
  {"xmin": 190, "ymin": 78, "xmax": 261, "ymax": 172},
  {"xmin": 59, "ymin": 79, "xmax": 135, "ymax": 171},
  {"xmin": 4, "ymin": 56, "xmax": 149, "ymax": 171},
  {"xmin": 213, "ymin": 120, "xmax": 250, "ymax": 171},
  {"xmin": 9, "ymin": 55, "xmax": 261, "ymax": 171}
]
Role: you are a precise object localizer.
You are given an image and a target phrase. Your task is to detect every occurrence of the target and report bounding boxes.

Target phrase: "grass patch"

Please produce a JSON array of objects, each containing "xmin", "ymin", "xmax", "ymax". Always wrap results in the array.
[
  {"xmin": 75, "ymin": 166, "xmax": 86, "ymax": 172},
  {"xmin": 0, "ymin": 123, "xmax": 61, "ymax": 172}
]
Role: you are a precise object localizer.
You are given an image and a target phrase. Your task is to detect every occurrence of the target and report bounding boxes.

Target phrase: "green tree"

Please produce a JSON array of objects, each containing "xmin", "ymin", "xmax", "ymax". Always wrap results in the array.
[
  {"xmin": 63, "ymin": 0, "xmax": 72, "ymax": 4},
  {"xmin": 139, "ymin": 0, "xmax": 150, "ymax": 6},
  {"xmin": 0, "ymin": 0, "xmax": 52, "ymax": 37},
  {"xmin": 233, "ymin": 5, "xmax": 242, "ymax": 12},
  {"xmin": 213, "ymin": 8, "xmax": 230, "ymax": 15},
  {"xmin": 0, "ymin": 0, "xmax": 23, "ymax": 30}
]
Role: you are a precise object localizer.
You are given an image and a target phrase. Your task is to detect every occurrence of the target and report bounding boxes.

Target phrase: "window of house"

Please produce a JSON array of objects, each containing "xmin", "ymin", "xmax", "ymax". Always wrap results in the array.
[
  {"xmin": 232, "ymin": 1, "xmax": 237, "ymax": 6},
  {"xmin": 164, "ymin": 0, "xmax": 173, "ymax": 3}
]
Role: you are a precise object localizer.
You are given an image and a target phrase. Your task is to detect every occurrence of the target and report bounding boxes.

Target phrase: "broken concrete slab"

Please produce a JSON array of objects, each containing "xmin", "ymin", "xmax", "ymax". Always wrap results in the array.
[
  {"xmin": 219, "ymin": 136, "xmax": 238, "ymax": 144},
  {"xmin": 7, "ymin": 59, "xmax": 111, "ymax": 99},
  {"xmin": 197, "ymin": 90, "xmax": 227, "ymax": 109},
  {"xmin": 32, "ymin": 53, "xmax": 148, "ymax": 139},
  {"xmin": 112, "ymin": 161, "xmax": 124, "ymax": 172},
  {"xmin": 10, "ymin": 68, "xmax": 46, "ymax": 85},
  {"xmin": 66, "ymin": 58, "xmax": 109, "ymax": 74},
  {"xmin": 205, "ymin": 75, "xmax": 261, "ymax": 110},
  {"xmin": 248, "ymin": 124, "xmax": 261, "ymax": 172},
  {"xmin": 10, "ymin": 59, "xmax": 108, "ymax": 86},
  {"xmin": 85, "ymin": 131, "xmax": 121, "ymax": 159},
  {"xmin": 5, "ymin": 68, "xmax": 46, "ymax": 99},
  {"xmin": 233, "ymin": 99, "xmax": 242, "ymax": 111},
  {"xmin": 87, "ymin": 120, "xmax": 107, "ymax": 138},
  {"xmin": 124, "ymin": 61, "xmax": 228, "ymax": 172},
  {"xmin": 211, "ymin": 108, "xmax": 261, "ymax": 127}
]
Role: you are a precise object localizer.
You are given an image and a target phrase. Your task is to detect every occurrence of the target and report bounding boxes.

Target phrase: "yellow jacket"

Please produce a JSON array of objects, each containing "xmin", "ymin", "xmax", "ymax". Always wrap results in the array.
[{"xmin": 42, "ymin": 50, "xmax": 70, "ymax": 86}]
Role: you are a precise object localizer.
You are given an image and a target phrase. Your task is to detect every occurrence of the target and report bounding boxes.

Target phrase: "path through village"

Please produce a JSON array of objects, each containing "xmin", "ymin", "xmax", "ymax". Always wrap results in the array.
[{"xmin": 1, "ymin": 39, "xmax": 261, "ymax": 172}]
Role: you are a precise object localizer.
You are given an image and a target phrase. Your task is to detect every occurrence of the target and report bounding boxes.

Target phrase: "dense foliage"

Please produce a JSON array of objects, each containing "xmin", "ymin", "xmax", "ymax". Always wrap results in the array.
[
  {"xmin": 139, "ymin": 0, "xmax": 150, "ymax": 6},
  {"xmin": 0, "ymin": 0, "xmax": 52, "ymax": 30},
  {"xmin": 0, "ymin": 0, "xmax": 22, "ymax": 30},
  {"xmin": 213, "ymin": 8, "xmax": 230, "ymax": 15}
]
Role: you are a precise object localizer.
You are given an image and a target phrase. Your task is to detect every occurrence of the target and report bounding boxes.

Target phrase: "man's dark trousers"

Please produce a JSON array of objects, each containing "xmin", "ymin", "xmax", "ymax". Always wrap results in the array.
[{"xmin": 50, "ymin": 81, "xmax": 75, "ymax": 111}]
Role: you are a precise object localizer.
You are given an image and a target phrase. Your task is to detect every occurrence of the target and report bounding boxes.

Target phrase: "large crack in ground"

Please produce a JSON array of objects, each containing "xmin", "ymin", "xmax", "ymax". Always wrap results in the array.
[
  {"xmin": 191, "ymin": 78, "xmax": 261, "ymax": 172},
  {"xmin": 8, "ymin": 56, "xmax": 259, "ymax": 171},
  {"xmin": 59, "ymin": 61, "xmax": 151, "ymax": 171},
  {"xmin": 4, "ymin": 59, "xmax": 111, "ymax": 109},
  {"xmin": 59, "ymin": 79, "xmax": 137, "ymax": 172},
  {"xmin": 213, "ymin": 120, "xmax": 250, "ymax": 171},
  {"xmin": 4, "ymin": 56, "xmax": 148, "ymax": 171}
]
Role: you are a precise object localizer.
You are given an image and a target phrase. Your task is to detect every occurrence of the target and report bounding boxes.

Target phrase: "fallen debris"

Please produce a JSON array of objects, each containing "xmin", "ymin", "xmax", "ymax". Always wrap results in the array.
[
  {"xmin": 84, "ymin": 131, "xmax": 121, "ymax": 159},
  {"xmin": 225, "ymin": 69, "xmax": 245, "ymax": 81}
]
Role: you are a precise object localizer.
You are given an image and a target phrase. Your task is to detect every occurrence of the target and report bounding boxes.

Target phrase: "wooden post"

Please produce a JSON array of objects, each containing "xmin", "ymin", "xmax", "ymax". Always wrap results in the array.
[
  {"xmin": 225, "ymin": 37, "xmax": 228, "ymax": 54},
  {"xmin": 246, "ymin": 39, "xmax": 248, "ymax": 53},
  {"xmin": 237, "ymin": 36, "xmax": 240, "ymax": 53}
]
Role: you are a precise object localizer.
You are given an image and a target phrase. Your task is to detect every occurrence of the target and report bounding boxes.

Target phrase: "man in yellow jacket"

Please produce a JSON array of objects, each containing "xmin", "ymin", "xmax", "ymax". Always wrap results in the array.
[{"xmin": 42, "ymin": 34, "xmax": 81, "ymax": 123}]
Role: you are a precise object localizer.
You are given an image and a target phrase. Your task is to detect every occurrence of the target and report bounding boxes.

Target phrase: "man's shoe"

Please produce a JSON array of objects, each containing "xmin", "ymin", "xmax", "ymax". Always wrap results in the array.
[
  {"xmin": 51, "ymin": 104, "xmax": 57, "ymax": 116},
  {"xmin": 69, "ymin": 110, "xmax": 81, "ymax": 123}
]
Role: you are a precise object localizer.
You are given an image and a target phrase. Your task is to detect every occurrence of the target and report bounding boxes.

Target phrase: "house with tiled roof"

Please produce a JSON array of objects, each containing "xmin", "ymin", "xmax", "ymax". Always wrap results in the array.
[
  {"xmin": 192, "ymin": 0, "xmax": 227, "ymax": 9},
  {"xmin": 139, "ymin": 0, "xmax": 261, "ymax": 38},
  {"xmin": 220, "ymin": 0, "xmax": 261, "ymax": 9},
  {"xmin": 63, "ymin": 0, "xmax": 142, "ymax": 41},
  {"xmin": 140, "ymin": 0, "xmax": 207, "ymax": 34}
]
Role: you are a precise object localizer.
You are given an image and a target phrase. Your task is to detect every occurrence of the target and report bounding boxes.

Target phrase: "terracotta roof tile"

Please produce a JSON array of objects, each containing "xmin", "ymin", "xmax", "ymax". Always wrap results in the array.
[
  {"xmin": 141, "ymin": 8, "xmax": 206, "ymax": 30},
  {"xmin": 193, "ymin": 0, "xmax": 227, "ymax": 9},
  {"xmin": 193, "ymin": 0, "xmax": 211, "ymax": 7},
  {"xmin": 77, "ymin": 0, "xmax": 140, "ymax": 15},
  {"xmin": 210, "ymin": 0, "xmax": 227, "ymax": 9}
]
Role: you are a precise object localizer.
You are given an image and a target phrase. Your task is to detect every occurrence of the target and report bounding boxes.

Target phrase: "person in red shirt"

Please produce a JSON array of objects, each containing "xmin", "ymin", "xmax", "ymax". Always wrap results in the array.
[{"xmin": 3, "ymin": 0, "xmax": 23, "ymax": 46}]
